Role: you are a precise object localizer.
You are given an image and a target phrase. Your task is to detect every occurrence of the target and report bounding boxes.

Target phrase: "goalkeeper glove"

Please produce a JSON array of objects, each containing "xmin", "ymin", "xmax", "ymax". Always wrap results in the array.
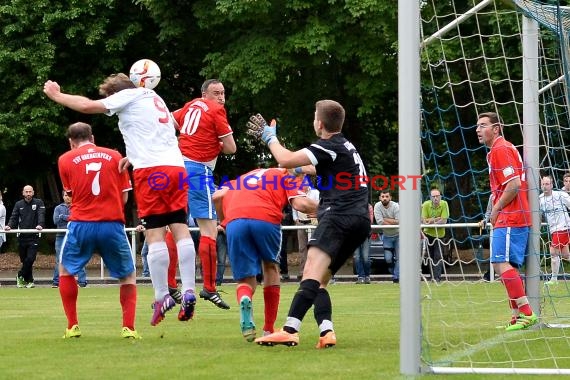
[
  {"xmin": 261, "ymin": 119, "xmax": 278, "ymax": 145},
  {"xmin": 246, "ymin": 114, "xmax": 278, "ymax": 145}
]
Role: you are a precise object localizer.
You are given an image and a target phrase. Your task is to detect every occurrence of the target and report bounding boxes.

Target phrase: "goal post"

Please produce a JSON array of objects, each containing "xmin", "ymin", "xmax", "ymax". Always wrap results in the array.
[
  {"xmin": 398, "ymin": 0, "xmax": 422, "ymax": 375},
  {"xmin": 400, "ymin": 0, "xmax": 570, "ymax": 375}
]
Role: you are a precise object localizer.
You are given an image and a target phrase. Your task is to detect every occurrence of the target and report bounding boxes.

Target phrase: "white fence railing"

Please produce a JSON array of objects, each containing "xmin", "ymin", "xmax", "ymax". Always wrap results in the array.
[{"xmin": 2, "ymin": 223, "xmax": 492, "ymax": 279}]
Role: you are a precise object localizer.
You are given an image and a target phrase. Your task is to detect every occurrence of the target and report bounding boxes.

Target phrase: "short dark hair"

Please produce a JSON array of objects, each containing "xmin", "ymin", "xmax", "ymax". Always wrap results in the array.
[
  {"xmin": 315, "ymin": 100, "xmax": 345, "ymax": 133},
  {"xmin": 563, "ymin": 172, "xmax": 570, "ymax": 180},
  {"xmin": 477, "ymin": 111, "xmax": 503, "ymax": 126},
  {"xmin": 67, "ymin": 122, "xmax": 92, "ymax": 141},
  {"xmin": 201, "ymin": 79, "xmax": 221, "ymax": 94}
]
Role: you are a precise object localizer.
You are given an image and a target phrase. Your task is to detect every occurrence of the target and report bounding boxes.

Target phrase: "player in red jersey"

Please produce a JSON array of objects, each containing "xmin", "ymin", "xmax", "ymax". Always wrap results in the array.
[
  {"xmin": 213, "ymin": 167, "xmax": 318, "ymax": 342},
  {"xmin": 172, "ymin": 79, "xmax": 236, "ymax": 310},
  {"xmin": 44, "ymin": 74, "xmax": 197, "ymax": 327},
  {"xmin": 57, "ymin": 122, "xmax": 139, "ymax": 339},
  {"xmin": 476, "ymin": 112, "xmax": 537, "ymax": 331}
]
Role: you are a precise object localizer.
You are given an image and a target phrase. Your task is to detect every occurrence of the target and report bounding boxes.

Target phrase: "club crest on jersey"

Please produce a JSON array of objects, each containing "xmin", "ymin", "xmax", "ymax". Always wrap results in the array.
[{"xmin": 32, "ymin": 204, "xmax": 37, "ymax": 210}]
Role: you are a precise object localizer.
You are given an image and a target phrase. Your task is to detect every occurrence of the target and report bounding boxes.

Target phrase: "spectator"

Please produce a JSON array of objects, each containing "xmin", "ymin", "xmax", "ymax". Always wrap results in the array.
[
  {"xmin": 374, "ymin": 190, "xmax": 400, "ymax": 283},
  {"xmin": 0, "ymin": 193, "xmax": 5, "ymax": 253},
  {"xmin": 140, "ymin": 241, "xmax": 150, "ymax": 277},
  {"xmin": 252, "ymin": 100, "xmax": 370, "ymax": 349},
  {"xmin": 476, "ymin": 111, "xmax": 536, "ymax": 331},
  {"xmin": 172, "ymin": 79, "xmax": 236, "ymax": 310},
  {"xmin": 52, "ymin": 191, "xmax": 87, "ymax": 288},
  {"xmin": 213, "ymin": 167, "xmax": 318, "ymax": 341},
  {"xmin": 44, "ymin": 73, "xmax": 198, "ymax": 327},
  {"xmin": 188, "ymin": 215, "xmax": 200, "ymax": 252},
  {"xmin": 563, "ymin": 172, "xmax": 570, "ymax": 195},
  {"xmin": 135, "ymin": 223, "xmax": 150, "ymax": 278},
  {"xmin": 354, "ymin": 203, "xmax": 374, "ymax": 284},
  {"xmin": 216, "ymin": 224, "xmax": 227, "ymax": 286},
  {"xmin": 421, "ymin": 187, "xmax": 448, "ymax": 283},
  {"xmin": 279, "ymin": 204, "xmax": 294, "ymax": 280},
  {"xmin": 539, "ymin": 175, "xmax": 570, "ymax": 285},
  {"xmin": 292, "ymin": 184, "xmax": 320, "ymax": 279},
  {"xmin": 56, "ymin": 122, "xmax": 139, "ymax": 339},
  {"xmin": 479, "ymin": 194, "xmax": 494, "ymax": 281},
  {"xmin": 5, "ymin": 185, "xmax": 45, "ymax": 288}
]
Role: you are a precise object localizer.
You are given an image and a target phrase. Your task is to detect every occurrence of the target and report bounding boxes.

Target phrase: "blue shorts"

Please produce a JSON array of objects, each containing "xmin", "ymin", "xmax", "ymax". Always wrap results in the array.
[
  {"xmin": 491, "ymin": 226, "xmax": 529, "ymax": 267},
  {"xmin": 184, "ymin": 161, "xmax": 216, "ymax": 220},
  {"xmin": 226, "ymin": 219, "xmax": 281, "ymax": 281},
  {"xmin": 61, "ymin": 221, "xmax": 135, "ymax": 279}
]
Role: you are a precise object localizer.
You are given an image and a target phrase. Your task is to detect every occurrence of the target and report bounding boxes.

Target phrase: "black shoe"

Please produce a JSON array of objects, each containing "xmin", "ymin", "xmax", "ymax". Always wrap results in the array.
[
  {"xmin": 199, "ymin": 289, "xmax": 230, "ymax": 310},
  {"xmin": 392, "ymin": 278, "xmax": 399, "ymax": 284},
  {"xmin": 281, "ymin": 274, "xmax": 290, "ymax": 280},
  {"xmin": 78, "ymin": 283, "xmax": 87, "ymax": 288},
  {"xmin": 169, "ymin": 287, "xmax": 182, "ymax": 304}
]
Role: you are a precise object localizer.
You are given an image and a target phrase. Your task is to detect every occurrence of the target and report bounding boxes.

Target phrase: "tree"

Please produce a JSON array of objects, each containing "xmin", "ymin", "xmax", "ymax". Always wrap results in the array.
[
  {"xmin": 2, "ymin": 0, "xmax": 402, "ymax": 218},
  {"xmin": 0, "ymin": 0, "xmax": 162, "ymax": 217},
  {"xmin": 143, "ymin": 0, "xmax": 400, "ymax": 186}
]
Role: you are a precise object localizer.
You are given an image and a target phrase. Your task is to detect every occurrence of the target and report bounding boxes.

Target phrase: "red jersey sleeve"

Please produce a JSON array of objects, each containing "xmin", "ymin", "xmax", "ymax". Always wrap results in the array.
[{"xmin": 490, "ymin": 143, "xmax": 522, "ymax": 186}]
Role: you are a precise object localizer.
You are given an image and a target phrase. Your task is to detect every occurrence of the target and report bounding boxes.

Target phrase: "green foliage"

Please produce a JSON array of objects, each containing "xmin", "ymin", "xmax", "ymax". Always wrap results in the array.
[
  {"xmin": 0, "ymin": 0, "xmax": 161, "ymax": 202},
  {"xmin": 187, "ymin": 0, "xmax": 398, "ymax": 178}
]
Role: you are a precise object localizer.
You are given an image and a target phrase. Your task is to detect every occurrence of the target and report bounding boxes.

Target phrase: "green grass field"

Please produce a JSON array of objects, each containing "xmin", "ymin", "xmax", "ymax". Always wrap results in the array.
[{"xmin": 0, "ymin": 282, "xmax": 567, "ymax": 379}]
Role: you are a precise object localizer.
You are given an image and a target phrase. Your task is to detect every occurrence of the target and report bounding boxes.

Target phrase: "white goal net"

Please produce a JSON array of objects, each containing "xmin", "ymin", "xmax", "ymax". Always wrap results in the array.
[{"xmin": 416, "ymin": 0, "xmax": 570, "ymax": 374}]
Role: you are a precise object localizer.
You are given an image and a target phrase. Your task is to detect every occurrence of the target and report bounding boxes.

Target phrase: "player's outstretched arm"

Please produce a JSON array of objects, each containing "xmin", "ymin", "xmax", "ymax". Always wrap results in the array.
[
  {"xmin": 43, "ymin": 80, "xmax": 107, "ymax": 114},
  {"xmin": 247, "ymin": 113, "xmax": 312, "ymax": 169},
  {"xmin": 288, "ymin": 165, "xmax": 316, "ymax": 176}
]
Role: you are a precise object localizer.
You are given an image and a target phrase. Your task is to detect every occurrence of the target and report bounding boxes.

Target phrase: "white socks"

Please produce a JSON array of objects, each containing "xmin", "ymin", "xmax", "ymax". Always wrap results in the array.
[
  {"xmin": 148, "ymin": 241, "xmax": 169, "ymax": 300},
  {"xmin": 176, "ymin": 238, "xmax": 196, "ymax": 293}
]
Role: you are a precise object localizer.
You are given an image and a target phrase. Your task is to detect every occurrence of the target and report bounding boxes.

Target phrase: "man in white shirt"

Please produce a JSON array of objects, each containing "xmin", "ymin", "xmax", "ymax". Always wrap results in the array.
[
  {"xmin": 539, "ymin": 175, "xmax": 570, "ymax": 285},
  {"xmin": 563, "ymin": 172, "xmax": 570, "ymax": 195}
]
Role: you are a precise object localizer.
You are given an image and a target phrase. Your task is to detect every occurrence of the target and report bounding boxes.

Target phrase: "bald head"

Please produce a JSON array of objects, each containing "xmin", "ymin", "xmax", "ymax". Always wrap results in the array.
[{"xmin": 22, "ymin": 185, "xmax": 34, "ymax": 202}]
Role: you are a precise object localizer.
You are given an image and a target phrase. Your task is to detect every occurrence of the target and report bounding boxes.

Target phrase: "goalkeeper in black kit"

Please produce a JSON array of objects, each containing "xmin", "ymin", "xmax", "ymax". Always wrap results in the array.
[{"xmin": 251, "ymin": 100, "xmax": 370, "ymax": 348}]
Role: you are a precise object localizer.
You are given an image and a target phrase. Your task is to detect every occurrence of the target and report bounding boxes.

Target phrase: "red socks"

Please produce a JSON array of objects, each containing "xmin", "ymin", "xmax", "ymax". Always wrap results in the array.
[
  {"xmin": 165, "ymin": 232, "xmax": 178, "ymax": 289},
  {"xmin": 120, "ymin": 284, "xmax": 137, "ymax": 330},
  {"xmin": 199, "ymin": 236, "xmax": 217, "ymax": 291},
  {"xmin": 236, "ymin": 283, "xmax": 254, "ymax": 303},
  {"xmin": 263, "ymin": 285, "xmax": 280, "ymax": 333},
  {"xmin": 501, "ymin": 268, "xmax": 532, "ymax": 316},
  {"xmin": 59, "ymin": 275, "xmax": 78, "ymax": 328}
]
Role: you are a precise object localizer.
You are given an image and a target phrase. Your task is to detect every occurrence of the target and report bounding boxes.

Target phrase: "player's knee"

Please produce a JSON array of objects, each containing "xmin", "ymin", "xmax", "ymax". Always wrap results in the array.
[{"xmin": 296, "ymin": 279, "xmax": 320, "ymax": 301}]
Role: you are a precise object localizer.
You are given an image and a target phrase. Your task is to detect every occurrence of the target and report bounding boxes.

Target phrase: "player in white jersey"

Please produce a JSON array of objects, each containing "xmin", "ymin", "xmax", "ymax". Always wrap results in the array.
[
  {"xmin": 539, "ymin": 175, "xmax": 570, "ymax": 285},
  {"xmin": 44, "ymin": 73, "xmax": 198, "ymax": 325}
]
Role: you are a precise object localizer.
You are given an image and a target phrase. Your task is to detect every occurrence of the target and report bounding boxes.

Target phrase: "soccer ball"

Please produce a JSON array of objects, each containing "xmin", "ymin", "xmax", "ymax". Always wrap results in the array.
[{"xmin": 129, "ymin": 59, "xmax": 161, "ymax": 90}]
